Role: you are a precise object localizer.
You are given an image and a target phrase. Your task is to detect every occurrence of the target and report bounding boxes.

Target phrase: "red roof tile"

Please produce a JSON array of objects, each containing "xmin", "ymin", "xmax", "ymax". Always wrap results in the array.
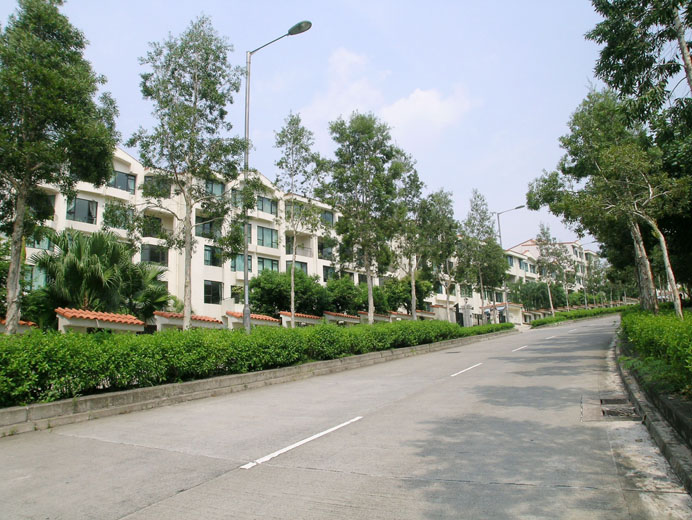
[
  {"xmin": 153, "ymin": 311, "xmax": 222, "ymax": 324},
  {"xmin": 357, "ymin": 311, "xmax": 390, "ymax": 318},
  {"xmin": 55, "ymin": 308, "xmax": 144, "ymax": 326},
  {"xmin": 279, "ymin": 311, "xmax": 322, "ymax": 320},
  {"xmin": 225, "ymin": 311, "xmax": 280, "ymax": 323},
  {"xmin": 416, "ymin": 309, "xmax": 435, "ymax": 315},
  {"xmin": 0, "ymin": 317, "xmax": 36, "ymax": 327},
  {"xmin": 389, "ymin": 311, "xmax": 412, "ymax": 316},
  {"xmin": 323, "ymin": 311, "xmax": 360, "ymax": 320}
]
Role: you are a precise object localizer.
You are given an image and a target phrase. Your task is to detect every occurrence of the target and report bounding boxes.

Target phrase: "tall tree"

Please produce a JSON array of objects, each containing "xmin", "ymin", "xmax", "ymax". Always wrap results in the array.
[
  {"xmin": 0, "ymin": 0, "xmax": 118, "ymax": 333},
  {"xmin": 535, "ymin": 224, "xmax": 572, "ymax": 317},
  {"xmin": 128, "ymin": 16, "xmax": 245, "ymax": 329},
  {"xmin": 323, "ymin": 112, "xmax": 412, "ymax": 324},
  {"xmin": 274, "ymin": 112, "xmax": 323, "ymax": 328},
  {"xmin": 420, "ymin": 190, "xmax": 459, "ymax": 323}
]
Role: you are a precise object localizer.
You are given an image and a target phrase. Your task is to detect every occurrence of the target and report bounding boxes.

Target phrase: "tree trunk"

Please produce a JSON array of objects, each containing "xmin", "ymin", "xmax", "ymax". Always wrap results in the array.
[
  {"xmin": 5, "ymin": 186, "xmax": 27, "ymax": 334},
  {"xmin": 290, "ymin": 228, "xmax": 297, "ymax": 328},
  {"xmin": 444, "ymin": 280, "xmax": 452, "ymax": 323},
  {"xmin": 645, "ymin": 217, "xmax": 683, "ymax": 320},
  {"xmin": 478, "ymin": 268, "xmax": 485, "ymax": 324},
  {"xmin": 365, "ymin": 252, "xmax": 374, "ymax": 325},
  {"xmin": 547, "ymin": 282, "xmax": 555, "ymax": 317},
  {"xmin": 410, "ymin": 257, "xmax": 417, "ymax": 320},
  {"xmin": 183, "ymin": 205, "xmax": 193, "ymax": 330},
  {"xmin": 673, "ymin": 8, "xmax": 692, "ymax": 95},
  {"xmin": 628, "ymin": 219, "xmax": 658, "ymax": 313},
  {"xmin": 491, "ymin": 291, "xmax": 498, "ymax": 324},
  {"xmin": 564, "ymin": 274, "xmax": 570, "ymax": 313}
]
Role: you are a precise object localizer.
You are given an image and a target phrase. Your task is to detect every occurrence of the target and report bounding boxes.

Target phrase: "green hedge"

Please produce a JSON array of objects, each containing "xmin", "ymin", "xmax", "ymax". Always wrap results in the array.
[
  {"xmin": 0, "ymin": 320, "xmax": 513, "ymax": 407},
  {"xmin": 620, "ymin": 308, "xmax": 692, "ymax": 393},
  {"xmin": 531, "ymin": 305, "xmax": 631, "ymax": 328}
]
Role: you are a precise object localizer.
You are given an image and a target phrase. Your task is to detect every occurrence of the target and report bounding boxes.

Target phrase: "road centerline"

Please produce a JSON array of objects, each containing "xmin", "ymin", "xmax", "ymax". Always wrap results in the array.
[
  {"xmin": 240, "ymin": 416, "xmax": 363, "ymax": 470},
  {"xmin": 512, "ymin": 345, "xmax": 529, "ymax": 352},
  {"xmin": 450, "ymin": 363, "xmax": 483, "ymax": 377}
]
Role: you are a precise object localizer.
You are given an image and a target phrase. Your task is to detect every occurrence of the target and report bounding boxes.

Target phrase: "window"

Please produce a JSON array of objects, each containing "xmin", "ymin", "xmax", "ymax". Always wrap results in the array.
[
  {"xmin": 257, "ymin": 196, "xmax": 277, "ymax": 216},
  {"xmin": 231, "ymin": 188, "xmax": 242, "ymax": 207},
  {"xmin": 141, "ymin": 244, "xmax": 168, "ymax": 266},
  {"xmin": 66, "ymin": 198, "xmax": 97, "ymax": 224},
  {"xmin": 318, "ymin": 239, "xmax": 334, "ymax": 260},
  {"xmin": 109, "ymin": 171, "xmax": 136, "ymax": 194},
  {"xmin": 519, "ymin": 260, "xmax": 528, "ymax": 272},
  {"xmin": 449, "ymin": 285, "xmax": 456, "ymax": 296},
  {"xmin": 323, "ymin": 265, "xmax": 336, "ymax": 282},
  {"xmin": 436, "ymin": 283, "xmax": 444, "ymax": 294},
  {"xmin": 24, "ymin": 265, "xmax": 46, "ymax": 291},
  {"xmin": 205, "ymin": 180, "xmax": 225, "ymax": 196},
  {"xmin": 103, "ymin": 202, "xmax": 134, "ymax": 229},
  {"xmin": 257, "ymin": 226, "xmax": 278, "ymax": 248},
  {"xmin": 285, "ymin": 201, "xmax": 303, "ymax": 218},
  {"xmin": 244, "ymin": 223, "xmax": 252, "ymax": 244},
  {"xmin": 195, "ymin": 214, "xmax": 220, "ymax": 238},
  {"xmin": 321, "ymin": 210, "xmax": 334, "ymax": 226},
  {"xmin": 231, "ymin": 254, "xmax": 252, "ymax": 272},
  {"xmin": 142, "ymin": 216, "xmax": 162, "ymax": 238},
  {"xmin": 204, "ymin": 245, "xmax": 223, "ymax": 267},
  {"xmin": 143, "ymin": 175, "xmax": 172, "ymax": 198},
  {"xmin": 529, "ymin": 264, "xmax": 536, "ymax": 274},
  {"xmin": 495, "ymin": 292, "xmax": 503, "ymax": 302},
  {"xmin": 26, "ymin": 235, "xmax": 51, "ymax": 250},
  {"xmin": 258, "ymin": 257, "xmax": 279, "ymax": 272},
  {"xmin": 507, "ymin": 255, "xmax": 514, "ymax": 267},
  {"xmin": 204, "ymin": 280, "xmax": 223, "ymax": 304},
  {"xmin": 358, "ymin": 273, "xmax": 367, "ymax": 285},
  {"xmin": 286, "ymin": 260, "xmax": 308, "ymax": 274},
  {"xmin": 460, "ymin": 285, "xmax": 473, "ymax": 297}
]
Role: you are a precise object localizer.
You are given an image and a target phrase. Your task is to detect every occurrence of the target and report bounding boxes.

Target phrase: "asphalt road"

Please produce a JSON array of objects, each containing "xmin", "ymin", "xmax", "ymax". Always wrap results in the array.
[{"xmin": 1, "ymin": 317, "xmax": 691, "ymax": 519}]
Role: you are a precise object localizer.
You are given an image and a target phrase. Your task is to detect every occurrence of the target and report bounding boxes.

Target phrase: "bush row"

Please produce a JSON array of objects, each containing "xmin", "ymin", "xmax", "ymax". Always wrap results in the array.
[
  {"xmin": 0, "ymin": 320, "xmax": 514, "ymax": 407},
  {"xmin": 530, "ymin": 305, "xmax": 631, "ymax": 328},
  {"xmin": 620, "ymin": 307, "xmax": 692, "ymax": 393}
]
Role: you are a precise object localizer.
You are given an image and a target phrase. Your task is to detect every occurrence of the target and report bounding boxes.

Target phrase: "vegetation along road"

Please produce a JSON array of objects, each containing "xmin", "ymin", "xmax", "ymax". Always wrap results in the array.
[{"xmin": 1, "ymin": 316, "xmax": 691, "ymax": 519}]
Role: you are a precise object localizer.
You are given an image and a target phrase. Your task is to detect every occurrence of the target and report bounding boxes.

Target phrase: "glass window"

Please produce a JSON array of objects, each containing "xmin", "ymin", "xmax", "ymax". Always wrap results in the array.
[
  {"xmin": 318, "ymin": 240, "xmax": 333, "ymax": 260},
  {"xmin": 66, "ymin": 198, "xmax": 97, "ymax": 224},
  {"xmin": 321, "ymin": 210, "xmax": 334, "ymax": 225},
  {"xmin": 204, "ymin": 280, "xmax": 223, "ymax": 304},
  {"xmin": 257, "ymin": 257, "xmax": 279, "ymax": 272},
  {"xmin": 143, "ymin": 175, "xmax": 172, "ymax": 198},
  {"xmin": 323, "ymin": 265, "xmax": 335, "ymax": 282},
  {"xmin": 286, "ymin": 260, "xmax": 308, "ymax": 274},
  {"xmin": 205, "ymin": 180, "xmax": 225, "ymax": 196},
  {"xmin": 24, "ymin": 265, "xmax": 47, "ymax": 291},
  {"xmin": 142, "ymin": 216, "xmax": 162, "ymax": 238},
  {"xmin": 507, "ymin": 255, "xmax": 514, "ymax": 267},
  {"xmin": 449, "ymin": 285, "xmax": 456, "ymax": 296},
  {"xmin": 257, "ymin": 226, "xmax": 278, "ymax": 248},
  {"xmin": 195, "ymin": 214, "xmax": 220, "ymax": 239},
  {"xmin": 460, "ymin": 285, "xmax": 473, "ymax": 297},
  {"xmin": 436, "ymin": 283, "xmax": 443, "ymax": 294},
  {"xmin": 109, "ymin": 171, "xmax": 136, "ymax": 194},
  {"xmin": 285, "ymin": 201, "xmax": 303, "ymax": 219},
  {"xmin": 495, "ymin": 292, "xmax": 503, "ymax": 302},
  {"xmin": 141, "ymin": 244, "xmax": 168, "ymax": 266},
  {"xmin": 257, "ymin": 196, "xmax": 278, "ymax": 216},
  {"xmin": 204, "ymin": 245, "xmax": 223, "ymax": 267},
  {"xmin": 358, "ymin": 273, "xmax": 367, "ymax": 285},
  {"xmin": 231, "ymin": 254, "xmax": 252, "ymax": 272},
  {"xmin": 231, "ymin": 188, "xmax": 242, "ymax": 207},
  {"xmin": 530, "ymin": 264, "xmax": 536, "ymax": 273},
  {"xmin": 26, "ymin": 235, "xmax": 52, "ymax": 250}
]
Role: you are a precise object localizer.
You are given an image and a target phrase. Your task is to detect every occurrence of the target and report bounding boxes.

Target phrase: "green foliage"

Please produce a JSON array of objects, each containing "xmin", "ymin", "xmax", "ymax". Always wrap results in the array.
[
  {"xmin": 530, "ymin": 305, "xmax": 630, "ymax": 328},
  {"xmin": 0, "ymin": 237, "xmax": 8, "ymax": 317},
  {"xmin": 249, "ymin": 269, "xmax": 328, "ymax": 318},
  {"xmin": 325, "ymin": 276, "xmax": 360, "ymax": 315},
  {"xmin": 510, "ymin": 281, "xmax": 567, "ymax": 311},
  {"xmin": 0, "ymin": 319, "xmax": 514, "ymax": 407},
  {"xmin": 621, "ymin": 307, "xmax": 692, "ymax": 393}
]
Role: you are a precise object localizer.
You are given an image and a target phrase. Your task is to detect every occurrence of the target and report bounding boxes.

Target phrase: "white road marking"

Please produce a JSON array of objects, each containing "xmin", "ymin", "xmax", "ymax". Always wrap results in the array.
[
  {"xmin": 569, "ymin": 329, "xmax": 578, "ymax": 332},
  {"xmin": 240, "ymin": 416, "xmax": 363, "ymax": 470},
  {"xmin": 450, "ymin": 363, "xmax": 483, "ymax": 377},
  {"xmin": 512, "ymin": 345, "xmax": 528, "ymax": 352},
  {"xmin": 546, "ymin": 335, "xmax": 557, "ymax": 339}
]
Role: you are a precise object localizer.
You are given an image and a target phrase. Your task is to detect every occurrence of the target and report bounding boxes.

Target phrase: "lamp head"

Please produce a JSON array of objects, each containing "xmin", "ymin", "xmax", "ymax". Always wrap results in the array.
[{"xmin": 288, "ymin": 21, "xmax": 312, "ymax": 35}]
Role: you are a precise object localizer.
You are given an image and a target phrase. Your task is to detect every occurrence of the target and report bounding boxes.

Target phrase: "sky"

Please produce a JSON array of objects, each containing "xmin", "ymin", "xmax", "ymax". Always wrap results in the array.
[{"xmin": 0, "ymin": 0, "xmax": 605, "ymax": 250}]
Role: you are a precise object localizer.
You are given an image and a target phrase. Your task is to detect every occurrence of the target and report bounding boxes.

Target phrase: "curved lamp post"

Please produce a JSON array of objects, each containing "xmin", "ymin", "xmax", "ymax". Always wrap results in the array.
[
  {"xmin": 493, "ymin": 204, "xmax": 524, "ymax": 324},
  {"xmin": 242, "ymin": 21, "xmax": 312, "ymax": 332}
]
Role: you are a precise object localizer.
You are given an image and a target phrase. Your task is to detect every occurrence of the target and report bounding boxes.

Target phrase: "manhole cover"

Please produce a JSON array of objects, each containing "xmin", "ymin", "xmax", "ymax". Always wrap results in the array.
[{"xmin": 602, "ymin": 407, "xmax": 641, "ymax": 420}]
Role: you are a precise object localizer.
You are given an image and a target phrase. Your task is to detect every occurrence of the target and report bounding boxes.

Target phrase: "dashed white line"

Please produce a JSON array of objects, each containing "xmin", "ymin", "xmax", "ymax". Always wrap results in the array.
[
  {"xmin": 240, "ymin": 416, "xmax": 363, "ymax": 470},
  {"xmin": 546, "ymin": 335, "xmax": 557, "ymax": 339},
  {"xmin": 512, "ymin": 345, "xmax": 529, "ymax": 352},
  {"xmin": 568, "ymin": 329, "xmax": 578, "ymax": 333},
  {"xmin": 450, "ymin": 363, "xmax": 483, "ymax": 377}
]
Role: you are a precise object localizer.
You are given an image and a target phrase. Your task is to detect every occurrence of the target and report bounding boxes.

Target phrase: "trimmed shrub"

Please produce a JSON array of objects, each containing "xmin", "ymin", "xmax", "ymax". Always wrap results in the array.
[
  {"xmin": 0, "ymin": 320, "xmax": 514, "ymax": 407},
  {"xmin": 531, "ymin": 305, "xmax": 630, "ymax": 328}
]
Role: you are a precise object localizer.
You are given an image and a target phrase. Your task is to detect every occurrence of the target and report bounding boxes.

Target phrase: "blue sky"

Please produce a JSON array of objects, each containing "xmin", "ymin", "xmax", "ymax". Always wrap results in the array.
[{"xmin": 1, "ymin": 0, "xmax": 604, "ymax": 249}]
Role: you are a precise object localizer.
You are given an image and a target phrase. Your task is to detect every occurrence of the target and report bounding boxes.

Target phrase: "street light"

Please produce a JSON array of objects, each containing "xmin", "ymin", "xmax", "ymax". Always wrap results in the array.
[
  {"xmin": 494, "ymin": 204, "xmax": 524, "ymax": 249},
  {"xmin": 242, "ymin": 20, "xmax": 312, "ymax": 333}
]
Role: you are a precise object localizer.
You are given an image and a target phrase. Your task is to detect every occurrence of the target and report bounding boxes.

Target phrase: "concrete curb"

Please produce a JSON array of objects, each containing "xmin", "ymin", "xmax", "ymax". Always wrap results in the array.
[
  {"xmin": 0, "ymin": 328, "xmax": 518, "ymax": 437},
  {"xmin": 615, "ymin": 338, "xmax": 692, "ymax": 495}
]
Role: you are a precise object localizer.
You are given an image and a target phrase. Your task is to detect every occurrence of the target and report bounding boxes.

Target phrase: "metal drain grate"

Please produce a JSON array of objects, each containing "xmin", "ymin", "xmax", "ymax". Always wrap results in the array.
[
  {"xmin": 600, "ymin": 398, "xmax": 629, "ymax": 405},
  {"xmin": 600, "ymin": 397, "xmax": 641, "ymax": 421}
]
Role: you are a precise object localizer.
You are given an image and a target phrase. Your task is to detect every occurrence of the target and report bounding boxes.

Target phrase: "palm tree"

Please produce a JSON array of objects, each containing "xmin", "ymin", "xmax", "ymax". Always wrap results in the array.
[{"xmin": 119, "ymin": 262, "xmax": 171, "ymax": 322}]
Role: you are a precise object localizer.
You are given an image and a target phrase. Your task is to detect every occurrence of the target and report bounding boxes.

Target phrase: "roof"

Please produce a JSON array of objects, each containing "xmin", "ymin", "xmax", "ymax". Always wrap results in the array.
[
  {"xmin": 55, "ymin": 308, "xmax": 144, "ymax": 326},
  {"xmin": 279, "ymin": 311, "xmax": 322, "ymax": 320},
  {"xmin": 0, "ymin": 317, "xmax": 36, "ymax": 327},
  {"xmin": 416, "ymin": 309, "xmax": 435, "ymax": 315},
  {"xmin": 323, "ymin": 311, "xmax": 360, "ymax": 320},
  {"xmin": 153, "ymin": 311, "xmax": 222, "ymax": 324},
  {"xmin": 357, "ymin": 311, "xmax": 390, "ymax": 318},
  {"xmin": 226, "ymin": 311, "xmax": 280, "ymax": 323},
  {"xmin": 389, "ymin": 311, "xmax": 412, "ymax": 317}
]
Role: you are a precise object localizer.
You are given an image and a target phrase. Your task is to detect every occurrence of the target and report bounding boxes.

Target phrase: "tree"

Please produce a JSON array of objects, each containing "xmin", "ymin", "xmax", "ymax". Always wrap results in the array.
[
  {"xmin": 274, "ymin": 113, "xmax": 323, "ymax": 328},
  {"xmin": 0, "ymin": 237, "xmax": 9, "ymax": 318},
  {"xmin": 420, "ymin": 190, "xmax": 459, "ymax": 323},
  {"xmin": 381, "ymin": 275, "xmax": 433, "ymax": 315},
  {"xmin": 323, "ymin": 112, "xmax": 412, "ymax": 324},
  {"xmin": 0, "ymin": 0, "xmax": 118, "ymax": 333},
  {"xmin": 325, "ymin": 275, "xmax": 360, "ymax": 316},
  {"xmin": 249, "ymin": 269, "xmax": 327, "ymax": 318},
  {"xmin": 535, "ymin": 224, "xmax": 572, "ymax": 317},
  {"xmin": 128, "ymin": 16, "xmax": 245, "ymax": 329}
]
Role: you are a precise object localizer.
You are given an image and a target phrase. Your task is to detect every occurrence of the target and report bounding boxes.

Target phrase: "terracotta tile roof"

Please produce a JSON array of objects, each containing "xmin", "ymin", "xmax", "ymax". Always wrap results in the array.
[
  {"xmin": 153, "ymin": 311, "xmax": 222, "ymax": 324},
  {"xmin": 279, "ymin": 311, "xmax": 322, "ymax": 320},
  {"xmin": 389, "ymin": 311, "xmax": 412, "ymax": 317},
  {"xmin": 55, "ymin": 308, "xmax": 144, "ymax": 326},
  {"xmin": 357, "ymin": 311, "xmax": 390, "ymax": 318},
  {"xmin": 0, "ymin": 317, "xmax": 37, "ymax": 327},
  {"xmin": 323, "ymin": 311, "xmax": 360, "ymax": 320},
  {"xmin": 430, "ymin": 304, "xmax": 445, "ymax": 308},
  {"xmin": 226, "ymin": 311, "xmax": 280, "ymax": 323},
  {"xmin": 416, "ymin": 309, "xmax": 435, "ymax": 315}
]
